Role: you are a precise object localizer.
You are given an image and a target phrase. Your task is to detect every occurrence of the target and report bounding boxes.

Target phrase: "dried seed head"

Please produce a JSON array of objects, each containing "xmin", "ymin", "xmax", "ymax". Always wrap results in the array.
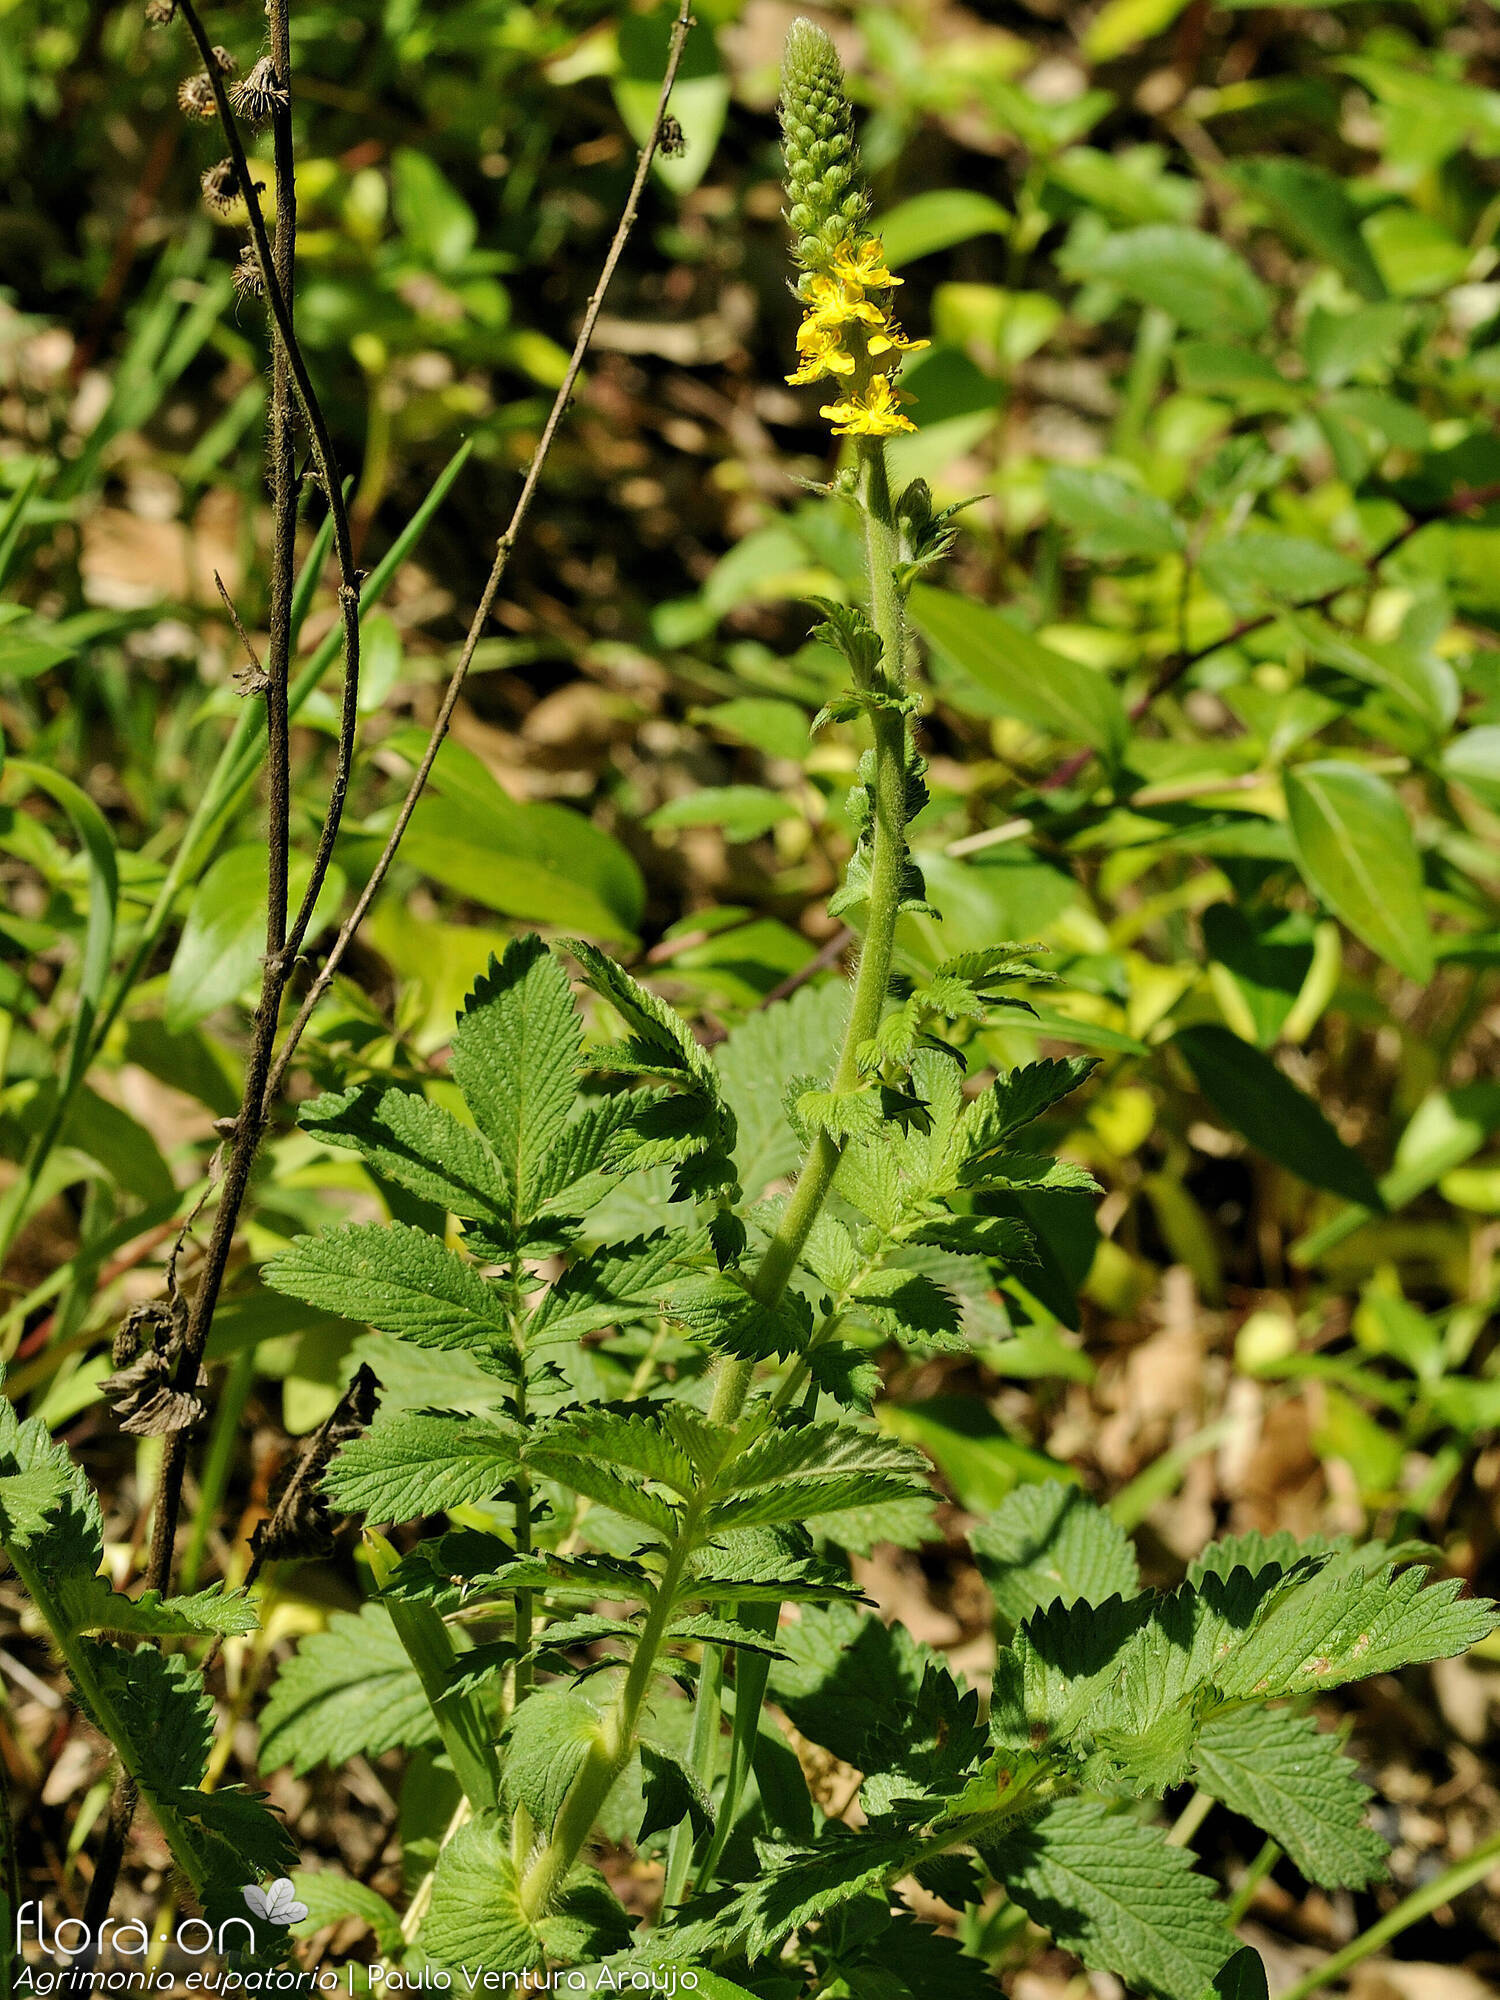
[
  {"xmin": 209, "ymin": 44, "xmax": 236, "ymax": 74},
  {"xmin": 658, "ymin": 113, "xmax": 686, "ymax": 159},
  {"xmin": 201, "ymin": 159, "xmax": 238, "ymax": 214},
  {"xmin": 177, "ymin": 71, "xmax": 217, "ymax": 121},
  {"xmin": 144, "ymin": 0, "xmax": 177, "ymax": 26},
  {"xmin": 230, "ymin": 55, "xmax": 288, "ymax": 125},
  {"xmin": 232, "ymin": 245, "xmax": 264, "ymax": 297}
]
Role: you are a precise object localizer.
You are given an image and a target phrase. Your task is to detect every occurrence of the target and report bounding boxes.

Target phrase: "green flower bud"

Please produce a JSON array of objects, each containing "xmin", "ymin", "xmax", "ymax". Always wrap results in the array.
[{"xmin": 779, "ymin": 19, "xmax": 869, "ymax": 276}]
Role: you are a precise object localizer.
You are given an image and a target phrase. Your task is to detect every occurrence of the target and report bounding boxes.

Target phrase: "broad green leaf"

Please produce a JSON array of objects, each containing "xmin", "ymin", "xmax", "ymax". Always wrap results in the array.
[
  {"xmin": 403, "ymin": 745, "xmax": 644, "ymax": 941},
  {"xmin": 1292, "ymin": 1082, "xmax": 1500, "ymax": 1264},
  {"xmin": 876, "ymin": 189, "xmax": 1011, "ymax": 266},
  {"xmin": 324, "ymin": 1410, "xmax": 522, "ymax": 1522},
  {"xmin": 291, "ymin": 1873, "xmax": 403, "ymax": 1954},
  {"xmin": 1173, "ymin": 1025, "xmax": 1383, "ymax": 1208},
  {"xmin": 0, "ymin": 619, "xmax": 77, "ymax": 680},
  {"xmin": 1201, "ymin": 904, "xmax": 1312, "ymax": 1047},
  {"xmin": 1200, "ymin": 535, "xmax": 1363, "ymax": 610},
  {"xmin": 1301, "ymin": 301, "xmax": 1408, "ymax": 387},
  {"xmin": 879, "ymin": 1398, "xmax": 1073, "ymax": 1513},
  {"xmin": 1205, "ymin": 1948, "xmax": 1269, "ymax": 2000},
  {"xmin": 533, "ymin": 1408, "xmax": 698, "ymax": 1498},
  {"xmin": 704, "ymin": 1421, "xmax": 930, "ymax": 1532},
  {"xmin": 422, "ymin": 1822, "xmax": 540, "ymax": 1973},
  {"xmin": 1441, "ymin": 724, "xmax": 1500, "ymax": 805},
  {"xmin": 646, "ymin": 786, "xmax": 799, "ymax": 843},
  {"xmin": 1361, "ymin": 206, "xmax": 1469, "ymax": 298},
  {"xmin": 260, "ymin": 1605, "xmax": 438, "ymax": 1773},
  {"xmin": 391, "ymin": 148, "xmax": 476, "ymax": 271},
  {"xmin": 1070, "ymin": 224, "xmax": 1270, "ymax": 336},
  {"xmin": 527, "ymin": 1231, "xmax": 693, "ymax": 1344},
  {"xmin": 1284, "ymin": 762, "xmax": 1433, "ymax": 981},
  {"xmin": 1083, "ymin": 0, "xmax": 1193, "ymax": 64},
  {"xmin": 985, "ymin": 1797, "xmax": 1231, "ymax": 2000},
  {"xmin": 265, "ymin": 1223, "xmax": 516, "ymax": 1360},
  {"xmin": 614, "ymin": 5, "xmax": 728, "ymax": 195},
  {"xmin": 1045, "ymin": 466, "xmax": 1184, "ymax": 560},
  {"xmin": 973, "ymin": 1480, "xmax": 1140, "ymax": 1625},
  {"xmin": 1215, "ymin": 1560, "xmax": 1495, "ymax": 1700},
  {"xmin": 910, "ymin": 585, "xmax": 1126, "ymax": 758},
  {"xmin": 1284, "ymin": 611, "xmax": 1458, "ymax": 732},
  {"xmin": 1193, "ymin": 1707, "xmax": 1386, "ymax": 1889},
  {"xmin": 717, "ymin": 980, "xmax": 848, "ymax": 1199},
  {"xmin": 1231, "ymin": 158, "xmax": 1386, "ymax": 300}
]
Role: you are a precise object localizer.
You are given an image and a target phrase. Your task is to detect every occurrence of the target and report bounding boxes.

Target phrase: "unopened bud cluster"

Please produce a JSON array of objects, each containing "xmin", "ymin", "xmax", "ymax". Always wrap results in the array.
[{"xmin": 779, "ymin": 21, "xmax": 926, "ymax": 439}]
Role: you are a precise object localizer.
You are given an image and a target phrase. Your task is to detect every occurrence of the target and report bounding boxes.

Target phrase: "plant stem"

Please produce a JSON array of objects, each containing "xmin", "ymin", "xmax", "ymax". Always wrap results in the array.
[
  {"xmin": 1278, "ymin": 1830, "xmax": 1500, "ymax": 2000},
  {"xmin": 520, "ymin": 434, "xmax": 915, "ymax": 1919},
  {"xmin": 262, "ymin": 0, "xmax": 298, "ymax": 964}
]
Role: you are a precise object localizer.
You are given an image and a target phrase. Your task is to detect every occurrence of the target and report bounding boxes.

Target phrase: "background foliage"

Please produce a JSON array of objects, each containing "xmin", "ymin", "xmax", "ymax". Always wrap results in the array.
[{"xmin": 6, "ymin": 0, "xmax": 1500, "ymax": 1992}]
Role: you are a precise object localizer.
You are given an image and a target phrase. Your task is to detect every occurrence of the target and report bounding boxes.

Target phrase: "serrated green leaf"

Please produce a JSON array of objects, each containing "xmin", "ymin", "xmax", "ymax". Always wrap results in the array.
[
  {"xmin": 527, "ymin": 1231, "xmax": 693, "ymax": 1345},
  {"xmin": 846, "ymin": 1270, "xmax": 966, "ymax": 1354},
  {"xmin": 662, "ymin": 1272, "xmax": 813, "ymax": 1360},
  {"xmin": 265, "ymin": 1223, "xmax": 515, "ymax": 1362},
  {"xmin": 958, "ymin": 1059, "xmax": 1098, "ymax": 1170},
  {"xmin": 261, "ymin": 1606, "xmax": 438, "ymax": 1774},
  {"xmin": 449, "ymin": 935, "xmax": 581, "ymax": 1227},
  {"xmin": 502, "ymin": 1685, "xmax": 608, "ymax": 1831},
  {"xmin": 523, "ymin": 1441, "xmax": 681, "ymax": 1540},
  {"xmin": 640, "ymin": 1741, "xmax": 715, "ymax": 1843},
  {"xmin": 1193, "ymin": 1706, "xmax": 1386, "ymax": 1889},
  {"xmin": 973, "ymin": 1481, "xmax": 1140, "ymax": 1626},
  {"xmin": 299, "ymin": 1083, "xmax": 510, "ymax": 1223},
  {"xmin": 1217, "ymin": 1560, "xmax": 1495, "ymax": 1699},
  {"xmin": 704, "ymin": 1422, "xmax": 930, "ymax": 1531},
  {"xmin": 291, "ymin": 1871, "xmax": 404, "ymax": 1953},
  {"xmin": 693, "ymin": 1833, "xmax": 926, "ymax": 1961},
  {"xmin": 984, "ymin": 1797, "xmax": 1231, "ymax": 2000},
  {"xmin": 422, "ymin": 1821, "xmax": 540, "ymax": 1974},
  {"xmin": 324, "ymin": 1410, "xmax": 521, "ymax": 1523},
  {"xmin": 535, "ymin": 1409, "xmax": 698, "ymax": 1498}
]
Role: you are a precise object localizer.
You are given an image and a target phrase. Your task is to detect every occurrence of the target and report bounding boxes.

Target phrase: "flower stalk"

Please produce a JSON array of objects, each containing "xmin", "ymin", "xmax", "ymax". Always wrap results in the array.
[{"xmin": 514, "ymin": 18, "xmax": 926, "ymax": 1922}]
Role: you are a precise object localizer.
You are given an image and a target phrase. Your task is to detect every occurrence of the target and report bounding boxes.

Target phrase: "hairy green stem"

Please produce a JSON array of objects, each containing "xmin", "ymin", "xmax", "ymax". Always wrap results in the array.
[{"xmin": 521, "ymin": 435, "xmax": 914, "ymax": 1922}]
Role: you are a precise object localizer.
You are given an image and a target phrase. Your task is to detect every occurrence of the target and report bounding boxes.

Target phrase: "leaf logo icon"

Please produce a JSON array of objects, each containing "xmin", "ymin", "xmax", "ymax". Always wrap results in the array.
[{"xmin": 242, "ymin": 1879, "xmax": 309, "ymax": 1927}]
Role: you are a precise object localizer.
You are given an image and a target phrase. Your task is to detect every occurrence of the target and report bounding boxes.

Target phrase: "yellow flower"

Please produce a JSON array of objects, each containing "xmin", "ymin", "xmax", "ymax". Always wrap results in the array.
[
  {"xmin": 867, "ymin": 320, "xmax": 929, "ymax": 359},
  {"xmin": 787, "ymin": 320, "xmax": 856, "ymax": 384},
  {"xmin": 820, "ymin": 373, "xmax": 917, "ymax": 437},
  {"xmin": 801, "ymin": 272, "xmax": 884, "ymax": 328},
  {"xmin": 832, "ymin": 237, "xmax": 901, "ymax": 291}
]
